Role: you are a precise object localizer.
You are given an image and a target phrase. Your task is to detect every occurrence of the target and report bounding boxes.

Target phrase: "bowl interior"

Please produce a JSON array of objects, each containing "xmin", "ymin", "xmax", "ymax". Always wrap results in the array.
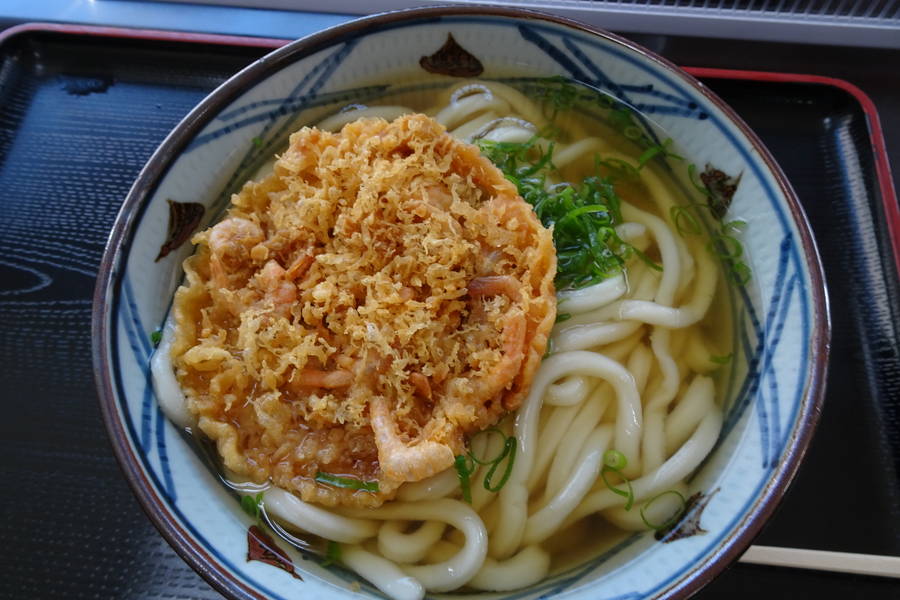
[{"xmin": 94, "ymin": 9, "xmax": 827, "ymax": 600}]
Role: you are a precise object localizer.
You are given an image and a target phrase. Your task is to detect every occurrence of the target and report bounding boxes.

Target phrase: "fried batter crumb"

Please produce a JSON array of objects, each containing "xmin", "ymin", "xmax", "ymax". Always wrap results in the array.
[{"xmin": 171, "ymin": 114, "xmax": 556, "ymax": 507}]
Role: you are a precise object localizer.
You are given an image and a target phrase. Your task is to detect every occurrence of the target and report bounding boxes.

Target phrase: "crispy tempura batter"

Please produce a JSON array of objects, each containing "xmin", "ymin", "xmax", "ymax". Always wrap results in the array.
[{"xmin": 172, "ymin": 114, "xmax": 556, "ymax": 507}]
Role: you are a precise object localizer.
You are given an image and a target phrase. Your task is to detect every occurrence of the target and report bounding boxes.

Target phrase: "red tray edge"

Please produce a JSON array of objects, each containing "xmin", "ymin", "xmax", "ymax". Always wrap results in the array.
[{"xmin": 2, "ymin": 22, "xmax": 897, "ymax": 284}]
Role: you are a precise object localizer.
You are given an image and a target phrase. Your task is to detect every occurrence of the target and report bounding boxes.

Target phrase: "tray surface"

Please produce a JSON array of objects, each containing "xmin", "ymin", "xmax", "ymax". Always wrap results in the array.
[{"xmin": 0, "ymin": 28, "xmax": 898, "ymax": 599}]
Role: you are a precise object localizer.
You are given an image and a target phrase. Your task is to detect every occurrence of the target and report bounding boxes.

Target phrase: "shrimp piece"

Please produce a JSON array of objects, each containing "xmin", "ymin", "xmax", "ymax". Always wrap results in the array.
[
  {"xmin": 425, "ymin": 184, "xmax": 453, "ymax": 210},
  {"xmin": 285, "ymin": 252, "xmax": 315, "ymax": 281},
  {"xmin": 257, "ymin": 259, "xmax": 297, "ymax": 318},
  {"xmin": 369, "ymin": 396, "xmax": 455, "ymax": 482},
  {"xmin": 208, "ymin": 217, "xmax": 263, "ymax": 289},
  {"xmin": 285, "ymin": 367, "xmax": 353, "ymax": 394},
  {"xmin": 468, "ymin": 275, "xmax": 521, "ymax": 302},
  {"xmin": 296, "ymin": 368, "xmax": 353, "ymax": 389},
  {"xmin": 409, "ymin": 372, "xmax": 432, "ymax": 399}
]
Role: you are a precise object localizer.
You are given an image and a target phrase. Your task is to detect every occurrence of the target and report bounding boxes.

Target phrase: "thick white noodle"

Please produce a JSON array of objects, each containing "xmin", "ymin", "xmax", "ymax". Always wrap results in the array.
[
  {"xmin": 526, "ymin": 403, "xmax": 580, "ymax": 490},
  {"xmin": 642, "ymin": 329, "xmax": 680, "ymax": 473},
  {"xmin": 397, "ymin": 468, "xmax": 459, "ymax": 502},
  {"xmin": 262, "ymin": 487, "xmax": 378, "ymax": 544},
  {"xmin": 525, "ymin": 426, "xmax": 614, "ymax": 544},
  {"xmin": 481, "ymin": 124, "xmax": 535, "ymax": 144},
  {"xmin": 341, "ymin": 545, "xmax": 425, "ymax": 600},
  {"xmin": 600, "ymin": 331, "xmax": 644, "ymax": 364},
  {"xmin": 491, "ymin": 350, "xmax": 642, "ymax": 558},
  {"xmin": 434, "ymin": 94, "xmax": 510, "ymax": 130},
  {"xmin": 467, "ymin": 545, "xmax": 551, "ymax": 591},
  {"xmin": 451, "ymin": 111, "xmax": 500, "ymax": 141},
  {"xmin": 552, "ymin": 320, "xmax": 642, "ymax": 353},
  {"xmin": 465, "ymin": 116, "xmax": 535, "ymax": 143},
  {"xmin": 552, "ymin": 137, "xmax": 612, "ymax": 169},
  {"xmin": 556, "ymin": 273, "xmax": 627, "ymax": 314},
  {"xmin": 343, "ymin": 499, "xmax": 487, "ymax": 592},
  {"xmin": 546, "ymin": 375, "xmax": 592, "ymax": 407},
  {"xmin": 544, "ymin": 393, "xmax": 608, "ymax": 498},
  {"xmin": 626, "ymin": 343, "xmax": 653, "ymax": 396},
  {"xmin": 378, "ymin": 521, "xmax": 447, "ymax": 564},
  {"xmin": 621, "ymin": 203, "xmax": 681, "ymax": 305},
  {"xmin": 602, "ymin": 482, "xmax": 689, "ymax": 531},
  {"xmin": 568, "ymin": 408, "xmax": 722, "ymax": 524},
  {"xmin": 665, "ymin": 375, "xmax": 715, "ymax": 454},
  {"xmin": 468, "ymin": 81, "xmax": 551, "ymax": 129},
  {"xmin": 616, "ymin": 222, "xmax": 648, "ymax": 245},
  {"xmin": 151, "ymin": 314, "xmax": 193, "ymax": 429},
  {"xmin": 617, "ymin": 244, "xmax": 718, "ymax": 328}
]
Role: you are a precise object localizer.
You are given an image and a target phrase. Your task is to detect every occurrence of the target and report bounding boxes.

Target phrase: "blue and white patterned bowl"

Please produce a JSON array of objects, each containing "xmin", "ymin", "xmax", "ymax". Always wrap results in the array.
[{"xmin": 93, "ymin": 7, "xmax": 828, "ymax": 600}]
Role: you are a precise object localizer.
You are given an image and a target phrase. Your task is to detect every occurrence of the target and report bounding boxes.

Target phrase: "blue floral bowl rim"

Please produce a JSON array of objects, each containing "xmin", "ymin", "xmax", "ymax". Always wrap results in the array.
[{"xmin": 91, "ymin": 5, "xmax": 830, "ymax": 600}]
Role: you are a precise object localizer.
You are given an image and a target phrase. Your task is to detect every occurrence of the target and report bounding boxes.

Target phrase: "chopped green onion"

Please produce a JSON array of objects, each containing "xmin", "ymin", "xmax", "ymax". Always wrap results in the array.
[
  {"xmin": 724, "ymin": 219, "xmax": 747, "ymax": 233},
  {"xmin": 688, "ymin": 163, "xmax": 712, "ymax": 198},
  {"xmin": 252, "ymin": 136, "xmax": 263, "ymax": 147},
  {"xmin": 478, "ymin": 138, "xmax": 639, "ymax": 291},
  {"xmin": 708, "ymin": 234, "xmax": 744, "ymax": 260},
  {"xmin": 603, "ymin": 449, "xmax": 628, "ymax": 471},
  {"xmin": 640, "ymin": 490, "xmax": 687, "ymax": 530},
  {"xmin": 456, "ymin": 429, "xmax": 518, "ymax": 501},
  {"xmin": 483, "ymin": 436, "xmax": 517, "ymax": 493},
  {"xmin": 532, "ymin": 75, "xmax": 580, "ymax": 119},
  {"xmin": 555, "ymin": 312, "xmax": 572, "ymax": 324},
  {"xmin": 150, "ymin": 329, "xmax": 163, "ymax": 347},
  {"xmin": 630, "ymin": 246, "xmax": 663, "ymax": 272},
  {"xmin": 600, "ymin": 466, "xmax": 634, "ymax": 511},
  {"xmin": 710, "ymin": 353, "xmax": 732, "ymax": 365},
  {"xmin": 241, "ymin": 492, "xmax": 264, "ymax": 521},
  {"xmin": 468, "ymin": 429, "xmax": 508, "ymax": 465},
  {"xmin": 454, "ymin": 454, "xmax": 474, "ymax": 504},
  {"xmin": 637, "ymin": 139, "xmax": 683, "ymax": 169},
  {"xmin": 670, "ymin": 205, "xmax": 703, "ymax": 236},
  {"xmin": 322, "ymin": 541, "xmax": 341, "ymax": 567},
  {"xmin": 315, "ymin": 472, "xmax": 379, "ymax": 493},
  {"xmin": 595, "ymin": 157, "xmax": 640, "ymax": 180},
  {"xmin": 727, "ymin": 260, "xmax": 752, "ymax": 286},
  {"xmin": 623, "ymin": 125, "xmax": 643, "ymax": 141}
]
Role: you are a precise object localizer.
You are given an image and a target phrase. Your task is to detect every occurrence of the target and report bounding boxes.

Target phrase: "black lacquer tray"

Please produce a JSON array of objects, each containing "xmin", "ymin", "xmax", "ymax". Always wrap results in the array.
[{"xmin": 0, "ymin": 24, "xmax": 897, "ymax": 600}]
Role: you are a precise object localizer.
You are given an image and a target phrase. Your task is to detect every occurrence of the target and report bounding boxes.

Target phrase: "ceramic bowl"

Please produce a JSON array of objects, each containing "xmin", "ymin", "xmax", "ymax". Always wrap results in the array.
[{"xmin": 93, "ymin": 6, "xmax": 829, "ymax": 600}]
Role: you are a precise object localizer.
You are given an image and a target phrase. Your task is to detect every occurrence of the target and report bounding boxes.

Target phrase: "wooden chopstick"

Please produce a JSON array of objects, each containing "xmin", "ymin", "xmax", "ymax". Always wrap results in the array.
[{"xmin": 740, "ymin": 545, "xmax": 900, "ymax": 578}]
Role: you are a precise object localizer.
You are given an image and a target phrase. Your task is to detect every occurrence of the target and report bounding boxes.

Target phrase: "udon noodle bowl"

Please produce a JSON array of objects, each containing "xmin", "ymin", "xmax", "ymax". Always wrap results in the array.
[{"xmin": 151, "ymin": 77, "xmax": 742, "ymax": 600}]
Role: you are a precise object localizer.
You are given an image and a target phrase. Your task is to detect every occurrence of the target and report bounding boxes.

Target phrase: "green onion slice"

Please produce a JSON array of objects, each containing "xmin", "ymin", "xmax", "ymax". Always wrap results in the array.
[
  {"xmin": 670, "ymin": 205, "xmax": 703, "ymax": 236},
  {"xmin": 710, "ymin": 353, "xmax": 732, "ymax": 365},
  {"xmin": 600, "ymin": 465, "xmax": 634, "ymax": 511},
  {"xmin": 640, "ymin": 490, "xmax": 687, "ymax": 530},
  {"xmin": 240, "ymin": 492, "xmax": 264, "ymax": 521},
  {"xmin": 708, "ymin": 234, "xmax": 744, "ymax": 260},
  {"xmin": 468, "ymin": 428, "xmax": 510, "ymax": 465},
  {"xmin": 315, "ymin": 472, "xmax": 379, "ymax": 493},
  {"xmin": 603, "ymin": 449, "xmax": 628, "ymax": 471},
  {"xmin": 728, "ymin": 261, "xmax": 752, "ymax": 286},
  {"xmin": 483, "ymin": 436, "xmax": 517, "ymax": 493},
  {"xmin": 454, "ymin": 454, "xmax": 474, "ymax": 504},
  {"xmin": 322, "ymin": 541, "xmax": 342, "ymax": 567}
]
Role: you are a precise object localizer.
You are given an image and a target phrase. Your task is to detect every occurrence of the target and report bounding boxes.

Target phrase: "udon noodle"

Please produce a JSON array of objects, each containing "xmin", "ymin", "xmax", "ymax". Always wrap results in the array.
[{"xmin": 152, "ymin": 78, "xmax": 733, "ymax": 600}]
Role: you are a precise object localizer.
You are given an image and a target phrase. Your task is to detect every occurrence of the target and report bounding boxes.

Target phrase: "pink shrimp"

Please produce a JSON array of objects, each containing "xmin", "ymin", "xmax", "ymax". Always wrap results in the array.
[
  {"xmin": 257, "ymin": 259, "xmax": 297, "ymax": 318},
  {"xmin": 207, "ymin": 217, "xmax": 263, "ymax": 290},
  {"xmin": 369, "ymin": 396, "xmax": 455, "ymax": 482}
]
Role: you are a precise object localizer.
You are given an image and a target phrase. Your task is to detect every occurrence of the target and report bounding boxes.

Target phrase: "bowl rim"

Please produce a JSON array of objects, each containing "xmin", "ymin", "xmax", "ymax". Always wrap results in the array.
[{"xmin": 91, "ymin": 5, "xmax": 830, "ymax": 600}]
